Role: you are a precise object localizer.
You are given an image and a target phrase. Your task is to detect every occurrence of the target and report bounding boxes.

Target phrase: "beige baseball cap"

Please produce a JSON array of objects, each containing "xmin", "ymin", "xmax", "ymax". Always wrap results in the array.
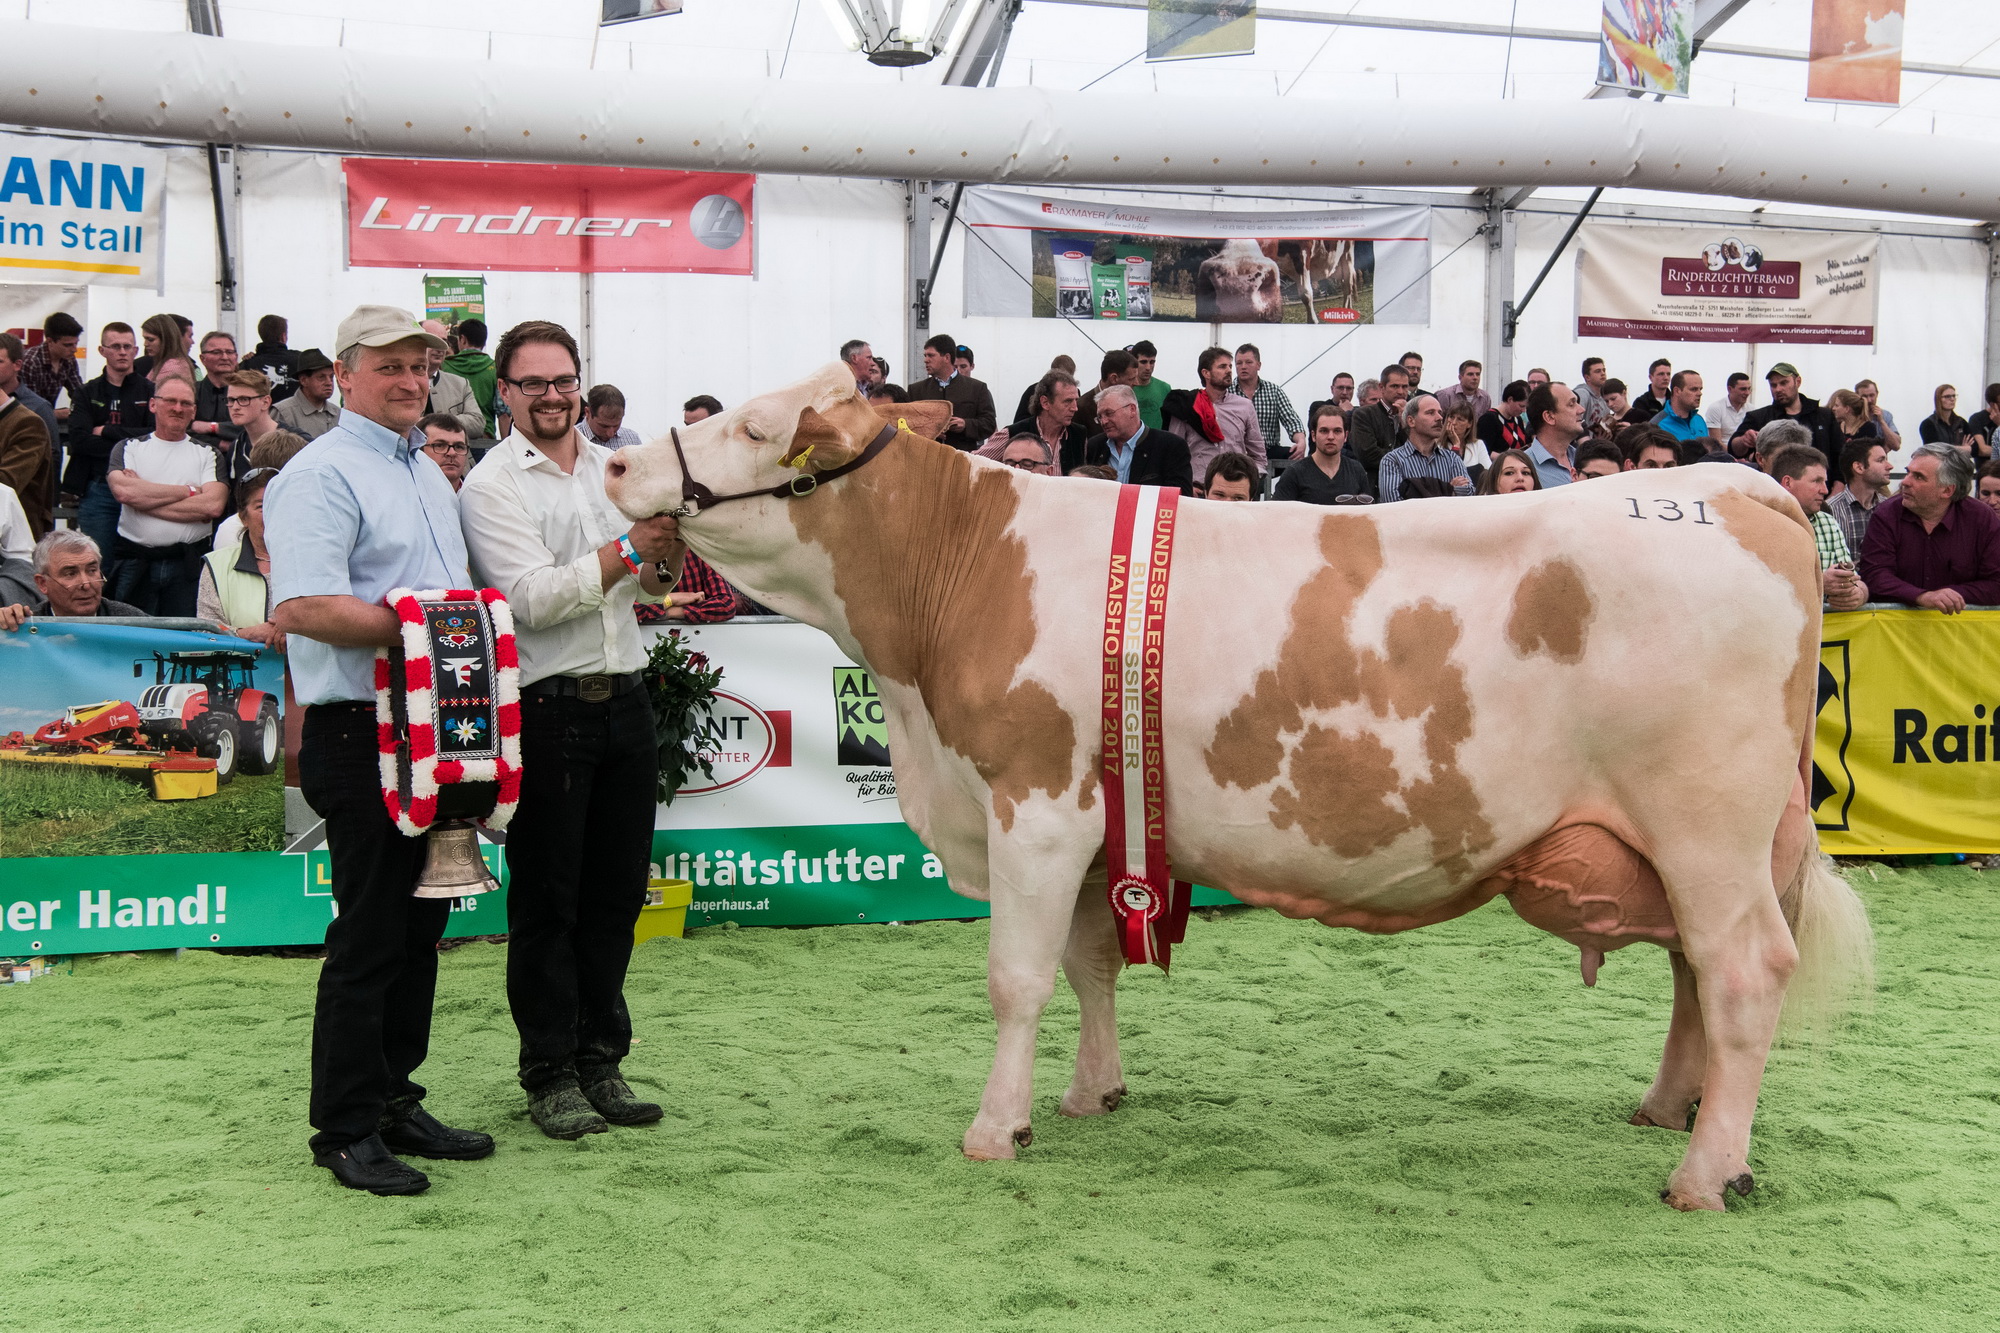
[{"xmin": 334, "ymin": 304, "xmax": 448, "ymax": 357}]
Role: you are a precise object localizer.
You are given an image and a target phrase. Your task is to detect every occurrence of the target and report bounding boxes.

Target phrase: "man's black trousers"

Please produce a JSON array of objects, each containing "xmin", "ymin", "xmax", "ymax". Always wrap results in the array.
[
  {"xmin": 300, "ymin": 703, "xmax": 450, "ymax": 1155},
  {"xmin": 506, "ymin": 687, "xmax": 658, "ymax": 1095}
]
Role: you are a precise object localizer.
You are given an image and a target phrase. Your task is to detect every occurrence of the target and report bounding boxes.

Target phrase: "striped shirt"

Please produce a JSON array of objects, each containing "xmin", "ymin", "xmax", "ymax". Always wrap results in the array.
[
  {"xmin": 1811, "ymin": 509, "xmax": 1852, "ymax": 571},
  {"xmin": 1376, "ymin": 442, "xmax": 1473, "ymax": 501},
  {"xmin": 1232, "ymin": 379, "xmax": 1305, "ymax": 457},
  {"xmin": 1826, "ymin": 488, "xmax": 1877, "ymax": 561}
]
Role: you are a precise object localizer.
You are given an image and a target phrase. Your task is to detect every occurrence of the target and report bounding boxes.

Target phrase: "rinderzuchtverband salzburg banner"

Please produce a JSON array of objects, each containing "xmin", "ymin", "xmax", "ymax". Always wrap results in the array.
[
  {"xmin": 1577, "ymin": 223, "xmax": 1878, "ymax": 345},
  {"xmin": 962, "ymin": 188, "xmax": 1432, "ymax": 326},
  {"xmin": 1814, "ymin": 609, "xmax": 2000, "ymax": 855}
]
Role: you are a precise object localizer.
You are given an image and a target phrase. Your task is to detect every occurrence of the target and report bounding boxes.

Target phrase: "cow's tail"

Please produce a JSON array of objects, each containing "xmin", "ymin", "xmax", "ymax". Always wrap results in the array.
[{"xmin": 1777, "ymin": 816, "xmax": 1875, "ymax": 1044}]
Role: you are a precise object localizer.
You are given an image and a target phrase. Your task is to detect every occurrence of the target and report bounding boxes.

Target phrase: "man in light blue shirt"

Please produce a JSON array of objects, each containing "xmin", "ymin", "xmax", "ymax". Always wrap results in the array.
[
  {"xmin": 1650, "ymin": 370, "xmax": 1711, "ymax": 456},
  {"xmin": 268, "ymin": 305, "xmax": 493, "ymax": 1198},
  {"xmin": 1523, "ymin": 382, "xmax": 1585, "ymax": 488}
]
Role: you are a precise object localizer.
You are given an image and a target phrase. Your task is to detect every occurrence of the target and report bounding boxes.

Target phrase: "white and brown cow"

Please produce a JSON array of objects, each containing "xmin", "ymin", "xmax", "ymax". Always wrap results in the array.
[
  {"xmin": 1196, "ymin": 239, "xmax": 1284, "ymax": 323},
  {"xmin": 606, "ymin": 364, "xmax": 1873, "ymax": 1212}
]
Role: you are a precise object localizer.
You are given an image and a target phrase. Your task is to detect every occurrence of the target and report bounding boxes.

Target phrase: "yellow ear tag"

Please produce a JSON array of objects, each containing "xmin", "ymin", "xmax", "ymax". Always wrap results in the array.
[{"xmin": 791, "ymin": 443, "xmax": 816, "ymax": 470}]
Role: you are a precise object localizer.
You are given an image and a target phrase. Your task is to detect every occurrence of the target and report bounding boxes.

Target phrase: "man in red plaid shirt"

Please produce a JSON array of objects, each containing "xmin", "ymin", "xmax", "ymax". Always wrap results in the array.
[
  {"xmin": 20, "ymin": 312, "xmax": 85, "ymax": 417},
  {"xmin": 635, "ymin": 549, "xmax": 737, "ymax": 625}
]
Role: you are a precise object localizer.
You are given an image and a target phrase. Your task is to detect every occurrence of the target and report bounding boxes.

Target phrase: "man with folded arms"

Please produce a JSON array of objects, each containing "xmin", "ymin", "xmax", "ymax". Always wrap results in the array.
[
  {"xmin": 459, "ymin": 320, "xmax": 683, "ymax": 1141},
  {"xmin": 267, "ymin": 306, "xmax": 493, "ymax": 1196}
]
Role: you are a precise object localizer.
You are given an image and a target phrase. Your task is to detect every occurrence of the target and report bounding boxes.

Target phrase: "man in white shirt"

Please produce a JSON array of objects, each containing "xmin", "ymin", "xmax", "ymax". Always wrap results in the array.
[
  {"xmin": 1710, "ymin": 372, "xmax": 1753, "ymax": 444},
  {"xmin": 105, "ymin": 373, "xmax": 228, "ymax": 615},
  {"xmin": 458, "ymin": 319, "xmax": 683, "ymax": 1143}
]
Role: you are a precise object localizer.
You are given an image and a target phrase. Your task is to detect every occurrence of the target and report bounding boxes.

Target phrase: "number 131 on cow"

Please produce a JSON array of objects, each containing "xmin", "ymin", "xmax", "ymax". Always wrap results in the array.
[{"xmin": 1627, "ymin": 498, "xmax": 1713, "ymax": 524}]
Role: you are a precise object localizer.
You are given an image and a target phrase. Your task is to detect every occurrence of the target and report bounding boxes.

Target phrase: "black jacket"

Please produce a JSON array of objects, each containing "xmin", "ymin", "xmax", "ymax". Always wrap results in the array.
[
  {"xmin": 63, "ymin": 370, "xmax": 153, "ymax": 492},
  {"xmin": 905, "ymin": 374, "xmax": 997, "ymax": 450},
  {"xmin": 241, "ymin": 340, "xmax": 299, "ymax": 402},
  {"xmin": 1348, "ymin": 401, "xmax": 1404, "ymax": 475},
  {"xmin": 1730, "ymin": 394, "xmax": 1836, "ymax": 466},
  {"xmin": 1084, "ymin": 426, "xmax": 1194, "ymax": 495}
]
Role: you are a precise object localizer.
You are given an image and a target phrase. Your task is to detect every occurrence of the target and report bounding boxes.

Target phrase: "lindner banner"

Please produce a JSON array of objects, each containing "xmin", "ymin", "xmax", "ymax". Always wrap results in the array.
[
  {"xmin": 1807, "ymin": 0, "xmax": 1904, "ymax": 105},
  {"xmin": 343, "ymin": 159, "xmax": 754, "ymax": 275},
  {"xmin": 962, "ymin": 188, "xmax": 1431, "ymax": 326},
  {"xmin": 1576, "ymin": 223, "xmax": 1878, "ymax": 346},
  {"xmin": 1814, "ymin": 609, "xmax": 2000, "ymax": 855},
  {"xmin": 1597, "ymin": 0, "xmax": 1693, "ymax": 98},
  {"xmin": 0, "ymin": 131, "xmax": 166, "ymax": 289}
]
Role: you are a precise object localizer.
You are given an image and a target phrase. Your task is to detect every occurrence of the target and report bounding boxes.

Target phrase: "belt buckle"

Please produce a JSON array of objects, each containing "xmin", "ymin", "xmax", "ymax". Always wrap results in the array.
[{"xmin": 577, "ymin": 674, "xmax": 615, "ymax": 704}]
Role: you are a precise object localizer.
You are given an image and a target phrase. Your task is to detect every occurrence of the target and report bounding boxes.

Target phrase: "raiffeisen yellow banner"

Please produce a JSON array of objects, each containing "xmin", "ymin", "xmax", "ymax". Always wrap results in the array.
[{"xmin": 1815, "ymin": 608, "xmax": 2000, "ymax": 854}]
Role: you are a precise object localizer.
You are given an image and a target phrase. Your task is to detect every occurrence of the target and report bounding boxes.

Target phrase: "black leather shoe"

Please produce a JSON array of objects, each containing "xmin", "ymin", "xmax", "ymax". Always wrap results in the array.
[
  {"xmin": 582, "ymin": 1076, "xmax": 664, "ymax": 1127},
  {"xmin": 379, "ymin": 1104, "xmax": 496, "ymax": 1161},
  {"xmin": 314, "ymin": 1134, "xmax": 430, "ymax": 1196}
]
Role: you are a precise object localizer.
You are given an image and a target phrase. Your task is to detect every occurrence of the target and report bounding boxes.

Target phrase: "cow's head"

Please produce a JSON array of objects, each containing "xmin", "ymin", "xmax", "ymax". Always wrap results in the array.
[{"xmin": 604, "ymin": 361, "xmax": 950, "ymax": 529}]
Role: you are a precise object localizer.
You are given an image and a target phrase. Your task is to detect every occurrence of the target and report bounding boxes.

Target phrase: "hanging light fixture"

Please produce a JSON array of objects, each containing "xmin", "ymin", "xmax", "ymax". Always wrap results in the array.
[{"xmin": 817, "ymin": 0, "xmax": 974, "ymax": 66}]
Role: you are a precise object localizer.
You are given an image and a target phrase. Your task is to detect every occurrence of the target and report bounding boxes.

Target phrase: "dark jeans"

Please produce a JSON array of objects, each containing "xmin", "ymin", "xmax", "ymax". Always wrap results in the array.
[
  {"xmin": 76, "ymin": 478, "xmax": 120, "ymax": 581},
  {"xmin": 300, "ymin": 704, "xmax": 450, "ymax": 1153},
  {"xmin": 506, "ymin": 688, "xmax": 658, "ymax": 1094},
  {"xmin": 109, "ymin": 538, "xmax": 204, "ymax": 617}
]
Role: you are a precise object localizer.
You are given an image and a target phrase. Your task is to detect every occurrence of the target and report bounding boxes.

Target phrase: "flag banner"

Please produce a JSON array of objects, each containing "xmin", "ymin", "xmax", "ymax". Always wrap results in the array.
[
  {"xmin": 343, "ymin": 159, "xmax": 753, "ymax": 275},
  {"xmin": 1147, "ymin": 0, "xmax": 1255, "ymax": 62},
  {"xmin": 1596, "ymin": 0, "xmax": 1693, "ymax": 97},
  {"xmin": 1808, "ymin": 0, "xmax": 1904, "ymax": 105},
  {"xmin": 962, "ymin": 188, "xmax": 1431, "ymax": 326},
  {"xmin": 602, "ymin": 0, "xmax": 682, "ymax": 24},
  {"xmin": 0, "ymin": 131, "xmax": 165, "ymax": 289},
  {"xmin": 1577, "ymin": 223, "xmax": 1878, "ymax": 345},
  {"xmin": 1815, "ymin": 609, "xmax": 2000, "ymax": 855}
]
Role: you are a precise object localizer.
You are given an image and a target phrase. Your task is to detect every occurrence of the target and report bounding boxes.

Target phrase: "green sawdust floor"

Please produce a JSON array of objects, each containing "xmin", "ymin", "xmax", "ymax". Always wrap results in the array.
[{"xmin": 4, "ymin": 866, "xmax": 1998, "ymax": 1332}]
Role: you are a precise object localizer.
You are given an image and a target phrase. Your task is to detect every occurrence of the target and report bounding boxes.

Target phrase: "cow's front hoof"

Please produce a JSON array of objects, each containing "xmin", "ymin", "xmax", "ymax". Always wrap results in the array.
[
  {"xmin": 962, "ymin": 1123, "xmax": 1024, "ymax": 1160},
  {"xmin": 1059, "ymin": 1083, "xmax": 1126, "ymax": 1118},
  {"xmin": 1660, "ymin": 1186, "xmax": 1726, "ymax": 1212}
]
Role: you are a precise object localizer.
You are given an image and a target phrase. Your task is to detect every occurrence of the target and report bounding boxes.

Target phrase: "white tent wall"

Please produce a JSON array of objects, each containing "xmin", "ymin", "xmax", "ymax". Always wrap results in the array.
[
  {"xmin": 923, "ymin": 187, "xmax": 1493, "ymax": 416},
  {"xmin": 1506, "ymin": 210, "xmax": 1990, "ymax": 441},
  {"xmin": 29, "ymin": 141, "xmax": 1987, "ymax": 445},
  {"xmin": 68, "ymin": 153, "xmax": 913, "ymax": 439}
]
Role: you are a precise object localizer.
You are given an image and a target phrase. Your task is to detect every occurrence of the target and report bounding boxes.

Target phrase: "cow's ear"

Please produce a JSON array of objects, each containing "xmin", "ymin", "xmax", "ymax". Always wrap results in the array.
[
  {"xmin": 782, "ymin": 406, "xmax": 857, "ymax": 471},
  {"xmin": 877, "ymin": 399, "xmax": 952, "ymax": 441}
]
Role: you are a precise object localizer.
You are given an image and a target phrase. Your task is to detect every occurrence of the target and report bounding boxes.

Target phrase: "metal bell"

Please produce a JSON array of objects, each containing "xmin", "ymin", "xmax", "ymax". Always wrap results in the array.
[{"xmin": 413, "ymin": 820, "xmax": 499, "ymax": 899}]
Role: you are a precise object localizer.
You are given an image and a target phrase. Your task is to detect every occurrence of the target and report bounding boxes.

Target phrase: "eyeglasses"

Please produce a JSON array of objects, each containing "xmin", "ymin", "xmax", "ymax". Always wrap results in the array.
[
  {"xmin": 424, "ymin": 441, "xmax": 470, "ymax": 455},
  {"xmin": 504, "ymin": 374, "xmax": 581, "ymax": 396},
  {"xmin": 226, "ymin": 394, "xmax": 268, "ymax": 406},
  {"xmin": 1001, "ymin": 458, "xmax": 1042, "ymax": 470}
]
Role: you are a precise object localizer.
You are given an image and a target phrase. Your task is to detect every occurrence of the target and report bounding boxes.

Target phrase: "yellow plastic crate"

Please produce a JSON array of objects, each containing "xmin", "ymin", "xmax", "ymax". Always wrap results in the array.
[{"xmin": 635, "ymin": 878, "xmax": 694, "ymax": 943}]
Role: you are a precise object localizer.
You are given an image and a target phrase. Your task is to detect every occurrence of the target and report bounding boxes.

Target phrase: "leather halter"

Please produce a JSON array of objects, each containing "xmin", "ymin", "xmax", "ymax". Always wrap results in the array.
[{"xmin": 667, "ymin": 419, "xmax": 899, "ymax": 518}]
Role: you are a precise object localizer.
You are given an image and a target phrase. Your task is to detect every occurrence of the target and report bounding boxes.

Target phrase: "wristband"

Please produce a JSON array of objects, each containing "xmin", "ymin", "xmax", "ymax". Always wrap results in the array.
[
  {"xmin": 187, "ymin": 484, "xmax": 200, "ymax": 497},
  {"xmin": 615, "ymin": 533, "xmax": 644, "ymax": 577}
]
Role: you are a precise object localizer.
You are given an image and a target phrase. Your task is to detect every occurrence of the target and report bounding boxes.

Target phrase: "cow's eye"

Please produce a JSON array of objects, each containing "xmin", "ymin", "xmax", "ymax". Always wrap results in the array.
[{"xmin": 744, "ymin": 425, "xmax": 765, "ymax": 442}]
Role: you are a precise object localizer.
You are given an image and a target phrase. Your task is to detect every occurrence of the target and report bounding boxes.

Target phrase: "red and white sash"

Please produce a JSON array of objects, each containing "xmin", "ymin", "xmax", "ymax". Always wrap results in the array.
[{"xmin": 1100, "ymin": 485, "xmax": 1192, "ymax": 970}]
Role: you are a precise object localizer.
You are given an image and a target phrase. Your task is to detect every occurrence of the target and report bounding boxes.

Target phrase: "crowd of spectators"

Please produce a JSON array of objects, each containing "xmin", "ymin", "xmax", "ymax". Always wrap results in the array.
[
  {"xmin": 1, "ymin": 306, "xmax": 760, "ymax": 634},
  {"xmin": 827, "ymin": 331, "xmax": 2000, "ymax": 617},
  {"xmin": 4, "ymin": 296, "xmax": 1997, "ymax": 633}
]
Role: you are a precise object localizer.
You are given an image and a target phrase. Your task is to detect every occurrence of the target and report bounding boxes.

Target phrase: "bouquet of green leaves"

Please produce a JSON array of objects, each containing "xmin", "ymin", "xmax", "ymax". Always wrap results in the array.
[{"xmin": 642, "ymin": 631, "xmax": 724, "ymax": 804}]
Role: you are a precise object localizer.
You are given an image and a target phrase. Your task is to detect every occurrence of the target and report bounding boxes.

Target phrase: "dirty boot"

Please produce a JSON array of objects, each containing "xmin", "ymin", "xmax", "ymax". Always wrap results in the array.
[
  {"xmin": 582, "ymin": 1076, "xmax": 664, "ymax": 1127},
  {"xmin": 530, "ymin": 1081, "xmax": 609, "ymax": 1140}
]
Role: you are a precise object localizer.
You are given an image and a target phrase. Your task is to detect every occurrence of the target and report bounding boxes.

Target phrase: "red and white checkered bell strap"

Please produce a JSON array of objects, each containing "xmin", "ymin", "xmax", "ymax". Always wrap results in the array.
[{"xmin": 374, "ymin": 587, "xmax": 523, "ymax": 837}]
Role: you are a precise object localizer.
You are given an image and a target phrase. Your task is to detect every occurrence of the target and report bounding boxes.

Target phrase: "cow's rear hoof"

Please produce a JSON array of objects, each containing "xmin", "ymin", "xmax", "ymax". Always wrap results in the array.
[
  {"xmin": 1059, "ymin": 1084, "xmax": 1126, "ymax": 1118},
  {"xmin": 1629, "ymin": 1107, "xmax": 1690, "ymax": 1132},
  {"xmin": 1660, "ymin": 1186, "xmax": 1725, "ymax": 1212},
  {"xmin": 962, "ymin": 1129, "xmax": 1018, "ymax": 1161}
]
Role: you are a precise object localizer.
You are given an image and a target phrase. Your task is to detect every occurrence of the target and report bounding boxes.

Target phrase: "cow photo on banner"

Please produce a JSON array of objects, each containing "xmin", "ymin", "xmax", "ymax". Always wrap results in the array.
[{"xmin": 962, "ymin": 188, "xmax": 1431, "ymax": 326}]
